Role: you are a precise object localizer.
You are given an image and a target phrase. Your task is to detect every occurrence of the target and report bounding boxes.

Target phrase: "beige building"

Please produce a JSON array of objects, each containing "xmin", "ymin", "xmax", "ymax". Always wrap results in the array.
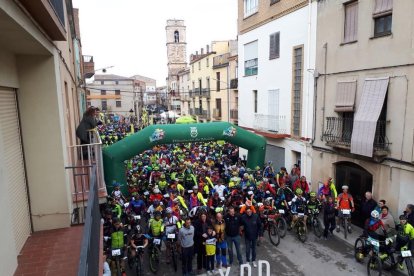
[
  {"xmin": 0, "ymin": 0, "xmax": 95, "ymax": 275},
  {"xmin": 186, "ymin": 40, "xmax": 237, "ymax": 122},
  {"xmin": 312, "ymin": 0, "xmax": 414, "ymax": 226}
]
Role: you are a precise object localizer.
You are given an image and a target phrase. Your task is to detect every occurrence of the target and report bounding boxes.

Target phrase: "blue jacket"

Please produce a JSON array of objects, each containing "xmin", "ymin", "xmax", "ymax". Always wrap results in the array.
[{"xmin": 241, "ymin": 213, "xmax": 262, "ymax": 240}]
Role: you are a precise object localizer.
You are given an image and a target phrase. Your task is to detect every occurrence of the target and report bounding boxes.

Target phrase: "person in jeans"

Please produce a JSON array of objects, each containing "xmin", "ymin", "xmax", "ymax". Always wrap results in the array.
[
  {"xmin": 224, "ymin": 206, "xmax": 243, "ymax": 265},
  {"xmin": 178, "ymin": 218, "xmax": 195, "ymax": 276},
  {"xmin": 240, "ymin": 207, "xmax": 262, "ymax": 268}
]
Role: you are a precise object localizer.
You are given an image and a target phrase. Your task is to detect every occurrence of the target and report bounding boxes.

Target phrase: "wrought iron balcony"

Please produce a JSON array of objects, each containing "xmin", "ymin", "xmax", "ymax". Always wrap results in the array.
[
  {"xmin": 323, "ymin": 117, "xmax": 389, "ymax": 153},
  {"xmin": 213, "ymin": 53, "xmax": 230, "ymax": 69},
  {"xmin": 253, "ymin": 114, "xmax": 287, "ymax": 133},
  {"xmin": 201, "ymin": 88, "xmax": 210, "ymax": 98},
  {"xmin": 230, "ymin": 109, "xmax": 238, "ymax": 119},
  {"xmin": 230, "ymin": 78, "xmax": 238, "ymax": 89}
]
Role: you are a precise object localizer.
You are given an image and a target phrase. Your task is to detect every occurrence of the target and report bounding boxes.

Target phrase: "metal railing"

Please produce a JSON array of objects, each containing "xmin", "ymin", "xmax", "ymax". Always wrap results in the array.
[
  {"xmin": 201, "ymin": 88, "xmax": 210, "ymax": 98},
  {"xmin": 77, "ymin": 165, "xmax": 101, "ymax": 276},
  {"xmin": 323, "ymin": 117, "xmax": 390, "ymax": 151},
  {"xmin": 253, "ymin": 114, "xmax": 287, "ymax": 134},
  {"xmin": 66, "ymin": 129, "xmax": 105, "ymax": 225},
  {"xmin": 230, "ymin": 109, "xmax": 238, "ymax": 119}
]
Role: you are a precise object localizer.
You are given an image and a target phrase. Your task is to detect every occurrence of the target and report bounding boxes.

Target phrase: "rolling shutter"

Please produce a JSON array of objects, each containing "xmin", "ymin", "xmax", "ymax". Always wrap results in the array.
[{"xmin": 0, "ymin": 88, "xmax": 31, "ymax": 254}]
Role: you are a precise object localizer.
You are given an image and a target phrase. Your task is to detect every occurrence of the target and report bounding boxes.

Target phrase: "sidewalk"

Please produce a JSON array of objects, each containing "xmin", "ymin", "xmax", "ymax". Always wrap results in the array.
[{"xmin": 14, "ymin": 225, "xmax": 83, "ymax": 276}]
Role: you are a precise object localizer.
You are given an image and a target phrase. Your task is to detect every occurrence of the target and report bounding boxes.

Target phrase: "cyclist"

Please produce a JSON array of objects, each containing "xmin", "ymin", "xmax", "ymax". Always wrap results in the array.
[
  {"xmin": 318, "ymin": 177, "xmax": 337, "ymax": 202},
  {"xmin": 129, "ymin": 225, "xmax": 148, "ymax": 259},
  {"xmin": 307, "ymin": 191, "xmax": 322, "ymax": 215},
  {"xmin": 290, "ymin": 188, "xmax": 308, "ymax": 230},
  {"xmin": 148, "ymin": 211, "xmax": 165, "ymax": 242},
  {"xmin": 111, "ymin": 182, "xmax": 127, "ymax": 205},
  {"xmin": 395, "ymin": 215, "xmax": 414, "ymax": 269},
  {"xmin": 263, "ymin": 161, "xmax": 275, "ymax": 180},
  {"xmin": 276, "ymin": 167, "xmax": 288, "ymax": 187},
  {"xmin": 336, "ymin": 185, "xmax": 354, "ymax": 233},
  {"xmin": 293, "ymin": 176, "xmax": 310, "ymax": 197},
  {"xmin": 147, "ymin": 200, "xmax": 163, "ymax": 219},
  {"xmin": 164, "ymin": 207, "xmax": 181, "ymax": 264},
  {"xmin": 109, "ymin": 197, "xmax": 122, "ymax": 219},
  {"xmin": 189, "ymin": 186, "xmax": 207, "ymax": 209},
  {"xmin": 129, "ymin": 195, "xmax": 146, "ymax": 216},
  {"xmin": 149, "ymin": 188, "xmax": 163, "ymax": 203},
  {"xmin": 213, "ymin": 179, "xmax": 229, "ymax": 198},
  {"xmin": 275, "ymin": 187, "xmax": 289, "ymax": 211},
  {"xmin": 109, "ymin": 218, "xmax": 127, "ymax": 276},
  {"xmin": 262, "ymin": 178, "xmax": 277, "ymax": 196}
]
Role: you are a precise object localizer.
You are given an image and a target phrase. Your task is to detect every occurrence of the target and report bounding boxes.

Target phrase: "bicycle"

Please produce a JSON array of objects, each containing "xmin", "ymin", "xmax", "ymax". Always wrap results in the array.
[
  {"xmin": 110, "ymin": 247, "xmax": 124, "ymax": 276},
  {"xmin": 293, "ymin": 213, "xmax": 307, "ymax": 243},
  {"xmin": 338, "ymin": 209, "xmax": 352, "ymax": 239},
  {"xmin": 166, "ymin": 233, "xmax": 179, "ymax": 272},
  {"xmin": 396, "ymin": 246, "xmax": 414, "ymax": 276},
  {"xmin": 263, "ymin": 213, "xmax": 280, "ymax": 246},
  {"xmin": 128, "ymin": 246, "xmax": 145, "ymax": 276},
  {"xmin": 148, "ymin": 237, "xmax": 162, "ymax": 273},
  {"xmin": 274, "ymin": 209, "xmax": 287, "ymax": 238},
  {"xmin": 308, "ymin": 209, "xmax": 322, "ymax": 238}
]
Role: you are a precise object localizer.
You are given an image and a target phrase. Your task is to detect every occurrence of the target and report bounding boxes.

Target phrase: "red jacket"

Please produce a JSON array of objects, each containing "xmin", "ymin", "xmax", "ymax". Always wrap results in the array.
[{"xmin": 293, "ymin": 180, "xmax": 310, "ymax": 193}]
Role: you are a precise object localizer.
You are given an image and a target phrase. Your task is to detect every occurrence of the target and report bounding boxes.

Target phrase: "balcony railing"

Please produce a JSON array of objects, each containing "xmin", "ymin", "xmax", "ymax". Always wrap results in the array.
[
  {"xmin": 323, "ymin": 117, "xmax": 390, "ymax": 152},
  {"xmin": 230, "ymin": 78, "xmax": 238, "ymax": 89},
  {"xmin": 213, "ymin": 108, "xmax": 221, "ymax": 118},
  {"xmin": 253, "ymin": 114, "xmax": 287, "ymax": 134},
  {"xmin": 213, "ymin": 53, "xmax": 230, "ymax": 69},
  {"xmin": 230, "ymin": 109, "xmax": 238, "ymax": 119},
  {"xmin": 83, "ymin": 55, "xmax": 95, "ymax": 79},
  {"xmin": 201, "ymin": 88, "xmax": 210, "ymax": 98}
]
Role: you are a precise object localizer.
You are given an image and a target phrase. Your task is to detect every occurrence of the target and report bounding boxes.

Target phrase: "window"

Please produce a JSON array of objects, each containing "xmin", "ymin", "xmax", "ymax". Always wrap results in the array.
[
  {"xmin": 198, "ymin": 62, "xmax": 201, "ymax": 70},
  {"xmin": 206, "ymin": 58, "xmax": 209, "ymax": 67},
  {"xmin": 244, "ymin": 40, "xmax": 258, "ymax": 76},
  {"xmin": 174, "ymin": 30, "xmax": 179, "ymax": 43},
  {"xmin": 116, "ymin": 101, "xmax": 122, "ymax": 108},
  {"xmin": 373, "ymin": 0, "xmax": 392, "ymax": 37},
  {"xmin": 244, "ymin": 0, "xmax": 258, "ymax": 18},
  {"xmin": 101, "ymin": 90, "xmax": 106, "ymax": 95},
  {"xmin": 216, "ymin": 98, "xmax": 222, "ymax": 117},
  {"xmin": 270, "ymin": 0, "xmax": 280, "ymax": 5},
  {"xmin": 115, "ymin": 81, "xmax": 119, "ymax": 85},
  {"xmin": 115, "ymin": 90, "xmax": 121, "ymax": 96},
  {"xmin": 101, "ymin": 80, "xmax": 104, "ymax": 85},
  {"xmin": 343, "ymin": 1, "xmax": 358, "ymax": 43},
  {"xmin": 101, "ymin": 100, "xmax": 107, "ymax": 111},
  {"xmin": 269, "ymin": 32, "xmax": 280, "ymax": 59},
  {"xmin": 253, "ymin": 90, "xmax": 258, "ymax": 113},
  {"xmin": 192, "ymin": 64, "xmax": 194, "ymax": 73},
  {"xmin": 291, "ymin": 46, "xmax": 303, "ymax": 137},
  {"xmin": 216, "ymin": 72, "xmax": 221, "ymax": 92},
  {"xmin": 206, "ymin": 77, "xmax": 210, "ymax": 91}
]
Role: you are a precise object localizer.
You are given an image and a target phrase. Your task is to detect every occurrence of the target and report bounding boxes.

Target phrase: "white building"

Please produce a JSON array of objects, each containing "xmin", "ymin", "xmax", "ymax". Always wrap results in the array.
[{"xmin": 238, "ymin": 0, "xmax": 317, "ymax": 177}]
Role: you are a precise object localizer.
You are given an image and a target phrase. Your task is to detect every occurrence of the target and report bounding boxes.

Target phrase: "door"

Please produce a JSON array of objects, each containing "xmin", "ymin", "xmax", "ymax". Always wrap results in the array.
[
  {"xmin": 0, "ymin": 88, "xmax": 31, "ymax": 254},
  {"xmin": 335, "ymin": 162, "xmax": 373, "ymax": 227},
  {"xmin": 265, "ymin": 144, "xmax": 285, "ymax": 172}
]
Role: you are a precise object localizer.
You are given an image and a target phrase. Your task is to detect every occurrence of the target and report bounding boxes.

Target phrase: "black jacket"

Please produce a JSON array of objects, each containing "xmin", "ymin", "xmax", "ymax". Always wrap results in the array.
[
  {"xmin": 361, "ymin": 199, "xmax": 377, "ymax": 220},
  {"xmin": 224, "ymin": 214, "xmax": 242, "ymax": 237},
  {"xmin": 240, "ymin": 213, "xmax": 262, "ymax": 240},
  {"xmin": 323, "ymin": 202, "xmax": 336, "ymax": 221},
  {"xmin": 194, "ymin": 218, "xmax": 212, "ymax": 244},
  {"xmin": 76, "ymin": 115, "xmax": 97, "ymax": 143}
]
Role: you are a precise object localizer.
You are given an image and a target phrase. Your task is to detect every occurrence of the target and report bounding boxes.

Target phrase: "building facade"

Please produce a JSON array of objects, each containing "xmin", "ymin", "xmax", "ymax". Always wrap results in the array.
[
  {"xmin": 237, "ymin": 0, "xmax": 317, "ymax": 177},
  {"xmin": 166, "ymin": 19, "xmax": 187, "ymax": 113},
  {"xmin": 131, "ymin": 74, "xmax": 157, "ymax": 106},
  {"xmin": 178, "ymin": 68, "xmax": 191, "ymax": 115},
  {"xmin": 0, "ymin": 0, "xmax": 93, "ymax": 274},
  {"xmin": 312, "ymin": 0, "xmax": 414, "ymax": 225}
]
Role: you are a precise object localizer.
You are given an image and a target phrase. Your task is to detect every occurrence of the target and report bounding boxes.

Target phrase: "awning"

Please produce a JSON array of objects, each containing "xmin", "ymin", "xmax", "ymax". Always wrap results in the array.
[
  {"xmin": 351, "ymin": 77, "xmax": 389, "ymax": 157},
  {"xmin": 373, "ymin": 0, "xmax": 393, "ymax": 17},
  {"xmin": 335, "ymin": 81, "xmax": 357, "ymax": 112}
]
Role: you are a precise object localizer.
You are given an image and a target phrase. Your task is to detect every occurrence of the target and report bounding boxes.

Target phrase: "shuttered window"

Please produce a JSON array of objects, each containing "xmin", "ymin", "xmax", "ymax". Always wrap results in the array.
[
  {"xmin": 292, "ymin": 46, "xmax": 303, "ymax": 137},
  {"xmin": 269, "ymin": 32, "xmax": 280, "ymax": 60},
  {"xmin": 0, "ymin": 88, "xmax": 31, "ymax": 255},
  {"xmin": 344, "ymin": 1, "xmax": 358, "ymax": 43},
  {"xmin": 373, "ymin": 0, "xmax": 393, "ymax": 37}
]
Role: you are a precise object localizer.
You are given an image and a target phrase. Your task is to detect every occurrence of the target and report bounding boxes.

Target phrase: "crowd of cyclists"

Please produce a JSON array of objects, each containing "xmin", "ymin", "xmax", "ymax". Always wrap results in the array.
[{"xmin": 96, "ymin": 116, "xmax": 414, "ymax": 276}]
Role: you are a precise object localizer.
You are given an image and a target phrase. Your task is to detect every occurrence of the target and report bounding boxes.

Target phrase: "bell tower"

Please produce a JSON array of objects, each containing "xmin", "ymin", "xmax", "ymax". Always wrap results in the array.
[{"xmin": 166, "ymin": 19, "xmax": 187, "ymax": 109}]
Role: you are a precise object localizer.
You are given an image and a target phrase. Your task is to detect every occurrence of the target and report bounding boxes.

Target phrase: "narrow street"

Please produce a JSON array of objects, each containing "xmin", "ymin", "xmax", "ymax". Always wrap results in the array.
[{"xmin": 126, "ymin": 228, "xmax": 403, "ymax": 276}]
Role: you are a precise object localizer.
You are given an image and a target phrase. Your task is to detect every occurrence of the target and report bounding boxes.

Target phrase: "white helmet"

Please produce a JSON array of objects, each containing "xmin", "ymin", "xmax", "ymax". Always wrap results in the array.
[
  {"xmin": 166, "ymin": 207, "xmax": 173, "ymax": 214},
  {"xmin": 154, "ymin": 188, "xmax": 160, "ymax": 194},
  {"xmin": 371, "ymin": 210, "xmax": 380, "ymax": 219}
]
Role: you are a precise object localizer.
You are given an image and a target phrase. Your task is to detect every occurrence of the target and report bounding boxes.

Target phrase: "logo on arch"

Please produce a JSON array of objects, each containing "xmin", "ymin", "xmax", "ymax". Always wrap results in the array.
[{"xmin": 190, "ymin": 127, "xmax": 198, "ymax": 138}]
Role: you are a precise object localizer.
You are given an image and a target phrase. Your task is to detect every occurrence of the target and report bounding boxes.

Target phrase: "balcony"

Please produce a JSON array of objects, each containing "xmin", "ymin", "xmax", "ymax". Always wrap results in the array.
[
  {"xmin": 19, "ymin": 0, "xmax": 67, "ymax": 40},
  {"xmin": 191, "ymin": 88, "xmax": 201, "ymax": 97},
  {"xmin": 213, "ymin": 53, "xmax": 230, "ymax": 69},
  {"xmin": 83, "ymin": 55, "xmax": 95, "ymax": 79},
  {"xmin": 323, "ymin": 117, "xmax": 389, "ymax": 154},
  {"xmin": 253, "ymin": 114, "xmax": 287, "ymax": 134},
  {"xmin": 230, "ymin": 109, "xmax": 238, "ymax": 119},
  {"xmin": 180, "ymin": 94, "xmax": 190, "ymax": 102},
  {"xmin": 201, "ymin": 88, "xmax": 211, "ymax": 98},
  {"xmin": 213, "ymin": 108, "xmax": 222, "ymax": 119},
  {"xmin": 230, "ymin": 78, "xmax": 238, "ymax": 89}
]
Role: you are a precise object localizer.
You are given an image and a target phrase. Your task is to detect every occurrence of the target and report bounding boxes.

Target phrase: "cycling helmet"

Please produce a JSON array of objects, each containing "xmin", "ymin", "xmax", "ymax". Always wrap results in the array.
[
  {"xmin": 153, "ymin": 200, "xmax": 160, "ymax": 206},
  {"xmin": 296, "ymin": 188, "xmax": 303, "ymax": 195},
  {"xmin": 310, "ymin": 191, "xmax": 317, "ymax": 198},
  {"xmin": 166, "ymin": 207, "xmax": 173, "ymax": 214},
  {"xmin": 160, "ymin": 174, "xmax": 166, "ymax": 179},
  {"xmin": 193, "ymin": 186, "xmax": 198, "ymax": 190},
  {"xmin": 255, "ymin": 166, "xmax": 261, "ymax": 171},
  {"xmin": 154, "ymin": 188, "xmax": 160, "ymax": 194},
  {"xmin": 371, "ymin": 210, "xmax": 380, "ymax": 219},
  {"xmin": 342, "ymin": 185, "xmax": 349, "ymax": 190},
  {"xmin": 277, "ymin": 188, "xmax": 284, "ymax": 196},
  {"xmin": 113, "ymin": 182, "xmax": 120, "ymax": 187},
  {"xmin": 264, "ymin": 197, "xmax": 272, "ymax": 205},
  {"xmin": 135, "ymin": 225, "xmax": 142, "ymax": 234},
  {"xmin": 263, "ymin": 178, "xmax": 268, "ymax": 182},
  {"xmin": 154, "ymin": 211, "xmax": 162, "ymax": 218}
]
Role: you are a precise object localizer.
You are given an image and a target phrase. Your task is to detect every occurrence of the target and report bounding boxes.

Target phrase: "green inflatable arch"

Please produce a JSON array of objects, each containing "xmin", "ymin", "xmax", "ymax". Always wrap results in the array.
[{"xmin": 102, "ymin": 122, "xmax": 266, "ymax": 192}]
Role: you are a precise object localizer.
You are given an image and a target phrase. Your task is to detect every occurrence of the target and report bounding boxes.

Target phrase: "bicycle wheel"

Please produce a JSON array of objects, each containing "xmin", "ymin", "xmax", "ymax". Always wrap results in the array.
[
  {"xmin": 312, "ymin": 219, "xmax": 323, "ymax": 238},
  {"xmin": 354, "ymin": 238, "xmax": 366, "ymax": 263},
  {"xmin": 367, "ymin": 255, "xmax": 382, "ymax": 276},
  {"xmin": 406, "ymin": 257, "xmax": 414, "ymax": 276},
  {"xmin": 344, "ymin": 219, "xmax": 348, "ymax": 239},
  {"xmin": 136, "ymin": 255, "xmax": 143, "ymax": 276},
  {"xmin": 268, "ymin": 223, "xmax": 280, "ymax": 246},
  {"xmin": 171, "ymin": 247, "xmax": 178, "ymax": 272},
  {"xmin": 276, "ymin": 217, "xmax": 287, "ymax": 238},
  {"xmin": 116, "ymin": 259, "xmax": 122, "ymax": 276},
  {"xmin": 149, "ymin": 247, "xmax": 160, "ymax": 273},
  {"xmin": 297, "ymin": 222, "xmax": 307, "ymax": 243}
]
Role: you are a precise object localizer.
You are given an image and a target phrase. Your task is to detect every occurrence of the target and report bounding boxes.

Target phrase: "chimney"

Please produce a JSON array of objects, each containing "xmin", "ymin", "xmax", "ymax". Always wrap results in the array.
[
  {"xmin": 201, "ymin": 48, "xmax": 204, "ymax": 55},
  {"xmin": 206, "ymin": 45, "xmax": 210, "ymax": 53}
]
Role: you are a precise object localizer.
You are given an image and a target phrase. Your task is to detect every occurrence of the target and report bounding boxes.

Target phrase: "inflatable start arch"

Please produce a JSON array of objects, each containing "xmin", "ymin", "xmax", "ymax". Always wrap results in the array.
[{"xmin": 102, "ymin": 122, "xmax": 266, "ymax": 192}]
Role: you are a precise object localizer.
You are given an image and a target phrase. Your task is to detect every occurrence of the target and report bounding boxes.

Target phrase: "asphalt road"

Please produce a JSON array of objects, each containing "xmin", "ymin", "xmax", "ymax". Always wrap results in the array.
[{"xmin": 124, "ymin": 228, "xmax": 405, "ymax": 276}]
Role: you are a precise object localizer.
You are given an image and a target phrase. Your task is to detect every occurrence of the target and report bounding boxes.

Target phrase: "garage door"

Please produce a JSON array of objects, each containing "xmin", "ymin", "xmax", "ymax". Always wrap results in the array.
[
  {"xmin": 0, "ymin": 88, "xmax": 31, "ymax": 253},
  {"xmin": 265, "ymin": 144, "xmax": 285, "ymax": 170}
]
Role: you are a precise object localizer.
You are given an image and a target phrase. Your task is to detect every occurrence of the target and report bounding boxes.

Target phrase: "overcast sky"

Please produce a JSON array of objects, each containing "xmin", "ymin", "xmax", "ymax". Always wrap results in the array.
[{"xmin": 72, "ymin": 0, "xmax": 238, "ymax": 86}]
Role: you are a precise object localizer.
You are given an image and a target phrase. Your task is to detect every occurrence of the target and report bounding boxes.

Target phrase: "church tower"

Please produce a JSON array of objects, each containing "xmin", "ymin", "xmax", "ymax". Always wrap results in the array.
[{"xmin": 166, "ymin": 19, "xmax": 187, "ymax": 110}]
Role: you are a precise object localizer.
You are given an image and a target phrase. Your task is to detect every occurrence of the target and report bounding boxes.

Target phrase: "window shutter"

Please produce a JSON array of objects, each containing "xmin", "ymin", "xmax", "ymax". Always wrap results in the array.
[
  {"xmin": 275, "ymin": 32, "xmax": 280, "ymax": 58},
  {"xmin": 269, "ymin": 34, "xmax": 276, "ymax": 59},
  {"xmin": 344, "ymin": 2, "xmax": 358, "ymax": 43},
  {"xmin": 373, "ymin": 0, "xmax": 393, "ymax": 17}
]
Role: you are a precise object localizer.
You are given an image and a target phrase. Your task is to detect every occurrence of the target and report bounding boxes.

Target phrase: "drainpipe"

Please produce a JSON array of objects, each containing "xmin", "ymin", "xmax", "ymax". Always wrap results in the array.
[{"xmin": 321, "ymin": 42, "xmax": 328, "ymax": 141}]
